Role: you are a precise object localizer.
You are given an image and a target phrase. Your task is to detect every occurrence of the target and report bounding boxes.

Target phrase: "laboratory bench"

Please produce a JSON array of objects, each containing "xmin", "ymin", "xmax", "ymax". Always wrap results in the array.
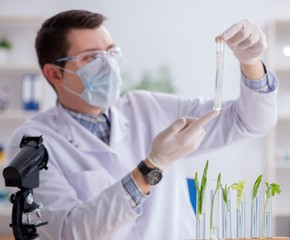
[
  {"xmin": 0, "ymin": 236, "xmax": 13, "ymax": 240},
  {"xmin": 181, "ymin": 238, "xmax": 290, "ymax": 240}
]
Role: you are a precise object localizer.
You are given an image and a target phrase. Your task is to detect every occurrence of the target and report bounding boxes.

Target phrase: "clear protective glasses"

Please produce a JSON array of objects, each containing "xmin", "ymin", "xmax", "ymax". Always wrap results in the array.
[{"xmin": 53, "ymin": 46, "xmax": 122, "ymax": 68}]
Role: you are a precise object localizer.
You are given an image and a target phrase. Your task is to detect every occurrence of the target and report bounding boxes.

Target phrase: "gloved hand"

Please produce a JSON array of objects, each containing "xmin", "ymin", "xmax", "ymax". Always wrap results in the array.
[
  {"xmin": 147, "ymin": 110, "xmax": 219, "ymax": 171},
  {"xmin": 219, "ymin": 19, "xmax": 267, "ymax": 65}
]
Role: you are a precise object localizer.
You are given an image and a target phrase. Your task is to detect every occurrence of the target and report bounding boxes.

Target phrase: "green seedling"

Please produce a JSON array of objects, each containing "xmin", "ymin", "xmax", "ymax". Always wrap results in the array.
[
  {"xmin": 262, "ymin": 182, "xmax": 281, "ymax": 237},
  {"xmin": 194, "ymin": 160, "xmax": 209, "ymax": 220},
  {"xmin": 210, "ymin": 173, "xmax": 221, "ymax": 240},
  {"xmin": 221, "ymin": 183, "xmax": 231, "ymax": 210},
  {"xmin": 251, "ymin": 175, "xmax": 263, "ymax": 202},
  {"xmin": 264, "ymin": 182, "xmax": 281, "ymax": 199},
  {"xmin": 231, "ymin": 180, "xmax": 246, "ymax": 210},
  {"xmin": 264, "ymin": 182, "xmax": 281, "ymax": 214}
]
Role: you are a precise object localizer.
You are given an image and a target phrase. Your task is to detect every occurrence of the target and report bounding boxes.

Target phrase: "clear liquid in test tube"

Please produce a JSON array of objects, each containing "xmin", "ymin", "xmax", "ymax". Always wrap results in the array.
[{"xmin": 214, "ymin": 39, "xmax": 225, "ymax": 111}]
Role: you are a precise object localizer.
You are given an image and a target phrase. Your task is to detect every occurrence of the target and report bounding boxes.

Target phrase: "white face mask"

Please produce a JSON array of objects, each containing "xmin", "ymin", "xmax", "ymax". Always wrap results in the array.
[{"xmin": 59, "ymin": 55, "xmax": 122, "ymax": 109}]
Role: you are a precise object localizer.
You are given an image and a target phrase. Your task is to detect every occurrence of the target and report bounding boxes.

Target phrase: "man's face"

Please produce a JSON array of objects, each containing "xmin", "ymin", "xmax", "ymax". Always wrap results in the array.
[{"xmin": 62, "ymin": 26, "xmax": 115, "ymax": 94}]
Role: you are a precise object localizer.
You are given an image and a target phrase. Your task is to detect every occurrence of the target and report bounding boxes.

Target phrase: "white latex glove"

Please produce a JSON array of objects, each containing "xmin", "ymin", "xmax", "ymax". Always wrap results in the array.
[
  {"xmin": 147, "ymin": 110, "xmax": 219, "ymax": 171},
  {"xmin": 219, "ymin": 19, "xmax": 267, "ymax": 65}
]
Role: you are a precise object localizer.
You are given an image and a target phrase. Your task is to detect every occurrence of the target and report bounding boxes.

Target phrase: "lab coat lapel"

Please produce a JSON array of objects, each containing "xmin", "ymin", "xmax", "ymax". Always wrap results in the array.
[
  {"xmin": 54, "ymin": 103, "xmax": 111, "ymax": 152},
  {"xmin": 54, "ymin": 103, "xmax": 129, "ymax": 152},
  {"xmin": 109, "ymin": 106, "xmax": 129, "ymax": 148}
]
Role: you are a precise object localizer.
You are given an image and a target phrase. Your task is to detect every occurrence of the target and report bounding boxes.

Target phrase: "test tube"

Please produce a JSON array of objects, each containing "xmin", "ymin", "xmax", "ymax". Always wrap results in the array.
[{"xmin": 213, "ymin": 39, "xmax": 225, "ymax": 111}]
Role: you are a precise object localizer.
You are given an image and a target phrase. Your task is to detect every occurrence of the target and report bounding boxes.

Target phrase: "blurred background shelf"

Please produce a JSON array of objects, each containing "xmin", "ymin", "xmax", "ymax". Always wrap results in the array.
[
  {"xmin": 0, "ymin": 109, "xmax": 38, "ymax": 120},
  {"xmin": 0, "ymin": 64, "xmax": 40, "ymax": 72},
  {"xmin": 267, "ymin": 18, "xmax": 290, "ymax": 237}
]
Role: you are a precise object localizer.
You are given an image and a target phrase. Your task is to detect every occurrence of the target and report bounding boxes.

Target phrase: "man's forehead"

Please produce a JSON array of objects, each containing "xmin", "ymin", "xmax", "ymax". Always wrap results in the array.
[{"xmin": 67, "ymin": 26, "xmax": 114, "ymax": 54}]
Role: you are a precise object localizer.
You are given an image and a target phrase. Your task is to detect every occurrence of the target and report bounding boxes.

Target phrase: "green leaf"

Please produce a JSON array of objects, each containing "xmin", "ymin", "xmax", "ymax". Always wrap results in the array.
[
  {"xmin": 221, "ymin": 184, "xmax": 228, "ymax": 203},
  {"xmin": 263, "ymin": 181, "xmax": 281, "ymax": 237},
  {"xmin": 231, "ymin": 180, "xmax": 246, "ymax": 210},
  {"xmin": 194, "ymin": 172, "xmax": 200, "ymax": 192},
  {"xmin": 196, "ymin": 160, "xmax": 209, "ymax": 216},
  {"xmin": 252, "ymin": 175, "xmax": 263, "ymax": 201},
  {"xmin": 200, "ymin": 160, "xmax": 209, "ymax": 192},
  {"xmin": 216, "ymin": 173, "xmax": 222, "ymax": 191},
  {"xmin": 265, "ymin": 182, "xmax": 281, "ymax": 198},
  {"xmin": 210, "ymin": 173, "xmax": 221, "ymax": 231},
  {"xmin": 220, "ymin": 184, "xmax": 231, "ymax": 210}
]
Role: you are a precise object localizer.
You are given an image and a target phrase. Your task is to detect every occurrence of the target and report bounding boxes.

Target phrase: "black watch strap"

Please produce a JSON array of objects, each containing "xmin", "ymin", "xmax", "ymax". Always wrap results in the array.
[
  {"xmin": 137, "ymin": 160, "xmax": 162, "ymax": 185},
  {"xmin": 137, "ymin": 161, "xmax": 152, "ymax": 174}
]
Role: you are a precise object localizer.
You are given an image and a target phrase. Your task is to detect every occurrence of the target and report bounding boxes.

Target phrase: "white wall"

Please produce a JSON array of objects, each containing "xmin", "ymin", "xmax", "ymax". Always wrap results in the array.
[{"xmin": 1, "ymin": 0, "xmax": 289, "ymax": 235}]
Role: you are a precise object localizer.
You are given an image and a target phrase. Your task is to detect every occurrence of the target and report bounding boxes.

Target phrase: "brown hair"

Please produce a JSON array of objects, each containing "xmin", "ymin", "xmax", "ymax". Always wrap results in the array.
[{"xmin": 35, "ymin": 10, "xmax": 106, "ymax": 70}]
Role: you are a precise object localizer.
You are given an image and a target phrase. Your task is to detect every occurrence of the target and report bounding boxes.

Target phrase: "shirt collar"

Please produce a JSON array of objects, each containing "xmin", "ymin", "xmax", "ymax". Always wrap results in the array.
[
  {"xmin": 62, "ymin": 105, "xmax": 111, "ymax": 145},
  {"xmin": 62, "ymin": 105, "xmax": 110, "ymax": 124}
]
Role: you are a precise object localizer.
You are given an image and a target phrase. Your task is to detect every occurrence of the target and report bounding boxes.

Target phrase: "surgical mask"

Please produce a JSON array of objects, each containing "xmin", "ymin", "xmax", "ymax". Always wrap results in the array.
[{"xmin": 59, "ymin": 55, "xmax": 122, "ymax": 109}]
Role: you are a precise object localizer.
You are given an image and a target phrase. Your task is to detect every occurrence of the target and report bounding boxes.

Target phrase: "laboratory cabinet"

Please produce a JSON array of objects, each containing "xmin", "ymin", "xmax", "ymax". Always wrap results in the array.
[
  {"xmin": 266, "ymin": 19, "xmax": 290, "ymax": 237},
  {"xmin": 0, "ymin": 16, "xmax": 48, "ymax": 237},
  {"xmin": 0, "ymin": 16, "xmax": 46, "ymax": 161}
]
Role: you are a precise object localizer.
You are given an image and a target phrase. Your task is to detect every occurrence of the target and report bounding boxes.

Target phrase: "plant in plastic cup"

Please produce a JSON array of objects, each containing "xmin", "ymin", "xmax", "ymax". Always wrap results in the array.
[
  {"xmin": 262, "ymin": 182, "xmax": 281, "ymax": 238},
  {"xmin": 251, "ymin": 175, "xmax": 263, "ymax": 238},
  {"xmin": 221, "ymin": 183, "xmax": 232, "ymax": 239},
  {"xmin": 210, "ymin": 173, "xmax": 221, "ymax": 240},
  {"xmin": 231, "ymin": 180, "xmax": 246, "ymax": 238},
  {"xmin": 231, "ymin": 180, "xmax": 246, "ymax": 211},
  {"xmin": 194, "ymin": 160, "xmax": 209, "ymax": 239}
]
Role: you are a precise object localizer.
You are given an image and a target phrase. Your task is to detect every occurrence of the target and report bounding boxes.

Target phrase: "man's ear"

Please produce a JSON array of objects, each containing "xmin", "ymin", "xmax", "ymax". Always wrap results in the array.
[{"xmin": 43, "ymin": 64, "xmax": 63, "ymax": 87}]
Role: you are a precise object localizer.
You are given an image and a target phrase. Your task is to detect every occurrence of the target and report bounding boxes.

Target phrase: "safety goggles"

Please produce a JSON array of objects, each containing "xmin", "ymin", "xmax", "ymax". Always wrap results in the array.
[{"xmin": 53, "ymin": 47, "xmax": 122, "ymax": 68}]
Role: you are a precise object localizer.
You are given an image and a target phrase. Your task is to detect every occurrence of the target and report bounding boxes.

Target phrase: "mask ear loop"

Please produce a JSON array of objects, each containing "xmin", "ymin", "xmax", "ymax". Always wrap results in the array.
[
  {"xmin": 60, "ymin": 83, "xmax": 83, "ymax": 98},
  {"xmin": 53, "ymin": 65, "xmax": 84, "ymax": 97},
  {"xmin": 54, "ymin": 65, "xmax": 77, "ymax": 76}
]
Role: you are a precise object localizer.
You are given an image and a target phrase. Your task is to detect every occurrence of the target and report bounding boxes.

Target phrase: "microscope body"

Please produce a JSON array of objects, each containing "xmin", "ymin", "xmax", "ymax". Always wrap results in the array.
[{"xmin": 2, "ymin": 136, "xmax": 48, "ymax": 240}]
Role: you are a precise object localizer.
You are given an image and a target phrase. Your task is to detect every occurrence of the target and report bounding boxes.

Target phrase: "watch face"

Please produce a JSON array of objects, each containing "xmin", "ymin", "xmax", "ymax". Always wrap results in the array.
[{"xmin": 146, "ymin": 170, "xmax": 163, "ymax": 185}]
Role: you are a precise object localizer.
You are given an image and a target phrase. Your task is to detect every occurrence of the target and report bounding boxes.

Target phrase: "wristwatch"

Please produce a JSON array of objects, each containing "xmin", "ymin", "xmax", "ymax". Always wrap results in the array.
[{"xmin": 137, "ymin": 160, "xmax": 163, "ymax": 185}]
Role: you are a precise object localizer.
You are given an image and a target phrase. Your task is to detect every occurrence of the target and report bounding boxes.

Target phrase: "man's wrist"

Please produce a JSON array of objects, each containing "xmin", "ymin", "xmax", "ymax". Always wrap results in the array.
[
  {"xmin": 144, "ymin": 158, "xmax": 156, "ymax": 168},
  {"xmin": 136, "ymin": 160, "xmax": 163, "ymax": 186},
  {"xmin": 240, "ymin": 60, "xmax": 265, "ymax": 80},
  {"xmin": 131, "ymin": 168, "xmax": 152, "ymax": 195}
]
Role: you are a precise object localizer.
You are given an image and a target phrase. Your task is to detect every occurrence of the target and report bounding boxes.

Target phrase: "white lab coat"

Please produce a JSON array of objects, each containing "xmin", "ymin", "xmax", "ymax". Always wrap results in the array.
[{"xmin": 7, "ymin": 74, "xmax": 277, "ymax": 240}]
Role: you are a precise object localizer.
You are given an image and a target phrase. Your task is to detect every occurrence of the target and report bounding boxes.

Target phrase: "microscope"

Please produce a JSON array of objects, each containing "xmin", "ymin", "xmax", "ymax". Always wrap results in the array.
[{"xmin": 2, "ymin": 136, "xmax": 49, "ymax": 240}]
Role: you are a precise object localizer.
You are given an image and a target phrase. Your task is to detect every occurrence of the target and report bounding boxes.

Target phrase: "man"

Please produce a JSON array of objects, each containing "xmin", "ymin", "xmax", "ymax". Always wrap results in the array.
[{"xmin": 7, "ymin": 10, "xmax": 277, "ymax": 240}]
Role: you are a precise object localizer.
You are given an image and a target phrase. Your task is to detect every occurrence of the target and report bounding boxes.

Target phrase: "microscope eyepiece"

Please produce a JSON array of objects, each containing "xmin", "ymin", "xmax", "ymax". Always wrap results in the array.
[{"xmin": 3, "ymin": 136, "xmax": 48, "ymax": 189}]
